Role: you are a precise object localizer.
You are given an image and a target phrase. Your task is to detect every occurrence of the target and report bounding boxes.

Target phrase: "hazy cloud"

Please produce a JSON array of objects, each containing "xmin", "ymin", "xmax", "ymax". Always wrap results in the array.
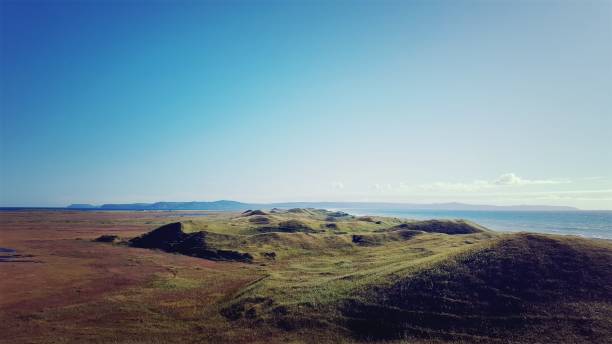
[
  {"xmin": 373, "ymin": 183, "xmax": 392, "ymax": 191},
  {"xmin": 331, "ymin": 181, "xmax": 345, "ymax": 190},
  {"xmin": 415, "ymin": 173, "xmax": 570, "ymax": 192},
  {"xmin": 493, "ymin": 173, "xmax": 570, "ymax": 186}
]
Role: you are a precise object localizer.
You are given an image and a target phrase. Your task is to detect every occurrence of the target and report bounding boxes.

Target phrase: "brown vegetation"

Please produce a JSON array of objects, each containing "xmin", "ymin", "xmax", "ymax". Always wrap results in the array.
[{"xmin": 1, "ymin": 210, "xmax": 610, "ymax": 344}]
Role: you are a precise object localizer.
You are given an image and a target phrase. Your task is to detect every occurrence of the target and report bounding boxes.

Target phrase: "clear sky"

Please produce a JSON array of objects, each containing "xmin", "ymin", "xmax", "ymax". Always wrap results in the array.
[{"xmin": 1, "ymin": 1, "xmax": 611, "ymax": 209}]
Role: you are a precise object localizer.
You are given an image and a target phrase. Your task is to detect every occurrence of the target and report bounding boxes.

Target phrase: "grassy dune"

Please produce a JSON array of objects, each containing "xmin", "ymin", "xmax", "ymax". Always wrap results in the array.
[
  {"xmin": 343, "ymin": 234, "xmax": 612, "ymax": 343},
  {"xmin": 2, "ymin": 209, "xmax": 610, "ymax": 343},
  {"xmin": 113, "ymin": 208, "xmax": 612, "ymax": 343}
]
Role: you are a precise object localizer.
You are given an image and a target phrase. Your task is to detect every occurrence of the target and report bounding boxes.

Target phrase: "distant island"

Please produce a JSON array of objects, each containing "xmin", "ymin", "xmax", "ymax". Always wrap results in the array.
[{"xmin": 67, "ymin": 200, "xmax": 579, "ymax": 211}]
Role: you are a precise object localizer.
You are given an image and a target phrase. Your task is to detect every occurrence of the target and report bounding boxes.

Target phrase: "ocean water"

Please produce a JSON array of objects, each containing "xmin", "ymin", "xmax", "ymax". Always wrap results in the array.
[{"xmin": 340, "ymin": 209, "xmax": 612, "ymax": 239}]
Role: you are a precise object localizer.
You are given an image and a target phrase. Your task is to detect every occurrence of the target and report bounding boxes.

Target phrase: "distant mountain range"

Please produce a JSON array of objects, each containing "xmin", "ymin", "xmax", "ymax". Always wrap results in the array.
[{"xmin": 67, "ymin": 200, "xmax": 579, "ymax": 211}]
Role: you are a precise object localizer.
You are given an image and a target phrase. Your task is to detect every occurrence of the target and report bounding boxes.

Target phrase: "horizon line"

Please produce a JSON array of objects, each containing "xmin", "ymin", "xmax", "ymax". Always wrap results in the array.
[{"xmin": 3, "ymin": 200, "xmax": 608, "ymax": 211}]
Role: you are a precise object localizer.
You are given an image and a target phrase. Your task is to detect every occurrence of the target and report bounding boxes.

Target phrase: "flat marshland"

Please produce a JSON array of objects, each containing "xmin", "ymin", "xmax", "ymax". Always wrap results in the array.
[{"xmin": 1, "ymin": 209, "xmax": 611, "ymax": 344}]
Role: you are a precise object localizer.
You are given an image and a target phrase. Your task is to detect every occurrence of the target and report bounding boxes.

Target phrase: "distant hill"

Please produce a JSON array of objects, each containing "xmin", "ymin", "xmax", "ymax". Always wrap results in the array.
[
  {"xmin": 67, "ymin": 200, "xmax": 579, "ymax": 211},
  {"xmin": 98, "ymin": 200, "xmax": 251, "ymax": 211},
  {"xmin": 67, "ymin": 204, "xmax": 97, "ymax": 209},
  {"xmin": 269, "ymin": 201, "xmax": 580, "ymax": 211}
]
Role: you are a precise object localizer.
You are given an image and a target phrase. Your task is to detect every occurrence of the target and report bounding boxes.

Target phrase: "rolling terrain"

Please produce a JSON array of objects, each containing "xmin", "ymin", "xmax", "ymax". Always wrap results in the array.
[{"xmin": 1, "ymin": 209, "xmax": 610, "ymax": 343}]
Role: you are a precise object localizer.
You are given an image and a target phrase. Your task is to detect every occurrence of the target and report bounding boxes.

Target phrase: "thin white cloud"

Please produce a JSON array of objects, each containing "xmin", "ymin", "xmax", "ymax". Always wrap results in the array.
[
  {"xmin": 331, "ymin": 181, "xmax": 345, "ymax": 190},
  {"xmin": 413, "ymin": 173, "xmax": 570, "ymax": 192},
  {"xmin": 493, "ymin": 173, "xmax": 570, "ymax": 186},
  {"xmin": 372, "ymin": 183, "xmax": 392, "ymax": 191}
]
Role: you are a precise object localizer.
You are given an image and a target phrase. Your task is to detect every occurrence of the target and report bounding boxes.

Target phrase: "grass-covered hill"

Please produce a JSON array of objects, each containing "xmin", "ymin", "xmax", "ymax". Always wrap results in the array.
[
  {"xmin": 342, "ymin": 233, "xmax": 612, "ymax": 343},
  {"xmin": 101, "ymin": 208, "xmax": 611, "ymax": 343}
]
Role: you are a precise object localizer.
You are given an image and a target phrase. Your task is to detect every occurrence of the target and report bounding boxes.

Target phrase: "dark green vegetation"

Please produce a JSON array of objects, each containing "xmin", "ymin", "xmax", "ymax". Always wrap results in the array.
[
  {"xmin": 343, "ymin": 234, "xmax": 612, "ymax": 343},
  {"xmin": 130, "ymin": 222, "xmax": 254, "ymax": 262},
  {"xmin": 113, "ymin": 208, "xmax": 612, "ymax": 343}
]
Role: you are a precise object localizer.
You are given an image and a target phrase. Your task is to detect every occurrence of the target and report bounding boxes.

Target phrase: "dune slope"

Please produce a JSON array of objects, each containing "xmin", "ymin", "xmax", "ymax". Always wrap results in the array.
[{"xmin": 341, "ymin": 233, "xmax": 612, "ymax": 343}]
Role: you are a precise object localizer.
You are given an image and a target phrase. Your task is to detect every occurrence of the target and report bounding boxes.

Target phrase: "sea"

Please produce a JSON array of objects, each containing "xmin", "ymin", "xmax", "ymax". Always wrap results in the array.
[{"xmin": 338, "ymin": 208, "xmax": 612, "ymax": 240}]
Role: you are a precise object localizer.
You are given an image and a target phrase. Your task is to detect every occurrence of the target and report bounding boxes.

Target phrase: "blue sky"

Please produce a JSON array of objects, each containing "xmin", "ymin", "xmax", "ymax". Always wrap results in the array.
[{"xmin": 1, "ymin": 1, "xmax": 611, "ymax": 209}]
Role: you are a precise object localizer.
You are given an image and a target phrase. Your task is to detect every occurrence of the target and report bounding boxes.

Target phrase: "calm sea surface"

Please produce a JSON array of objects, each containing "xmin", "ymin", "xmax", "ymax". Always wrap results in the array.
[{"xmin": 339, "ymin": 209, "xmax": 612, "ymax": 239}]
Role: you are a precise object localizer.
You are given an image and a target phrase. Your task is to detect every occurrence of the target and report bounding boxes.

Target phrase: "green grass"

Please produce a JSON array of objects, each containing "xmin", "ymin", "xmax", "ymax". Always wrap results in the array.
[
  {"xmin": 102, "ymin": 208, "xmax": 612, "ymax": 343},
  {"xmin": 338, "ymin": 233, "xmax": 612, "ymax": 343}
]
